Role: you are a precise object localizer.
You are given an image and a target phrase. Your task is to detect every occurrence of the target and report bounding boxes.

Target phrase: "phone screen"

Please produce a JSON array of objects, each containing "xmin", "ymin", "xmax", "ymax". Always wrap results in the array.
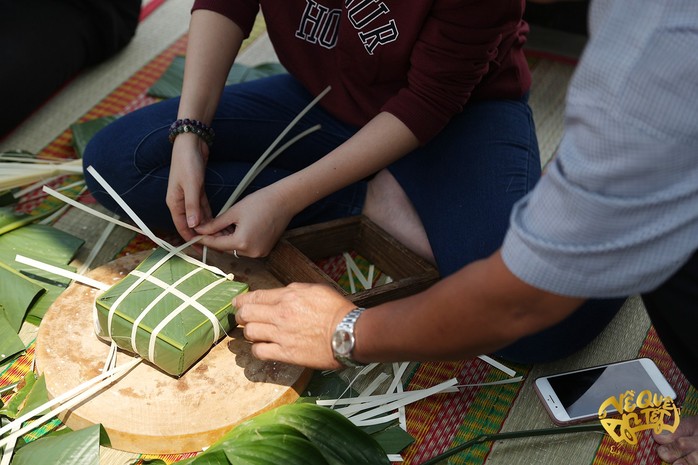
[{"xmin": 548, "ymin": 361, "xmax": 664, "ymax": 419}]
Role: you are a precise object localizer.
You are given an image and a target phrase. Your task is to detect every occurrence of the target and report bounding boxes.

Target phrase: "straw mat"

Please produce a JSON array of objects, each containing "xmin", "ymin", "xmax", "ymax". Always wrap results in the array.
[{"xmin": 2, "ymin": 24, "xmax": 696, "ymax": 465}]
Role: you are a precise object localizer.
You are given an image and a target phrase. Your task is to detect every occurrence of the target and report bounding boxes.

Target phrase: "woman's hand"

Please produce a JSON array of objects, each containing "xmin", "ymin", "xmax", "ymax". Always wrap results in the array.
[
  {"xmin": 195, "ymin": 183, "xmax": 294, "ymax": 257},
  {"xmin": 166, "ymin": 133, "xmax": 213, "ymax": 241},
  {"xmin": 233, "ymin": 283, "xmax": 357, "ymax": 370}
]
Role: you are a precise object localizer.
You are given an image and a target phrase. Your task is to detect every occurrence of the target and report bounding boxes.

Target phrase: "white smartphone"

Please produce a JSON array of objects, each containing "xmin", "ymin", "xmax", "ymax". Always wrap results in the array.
[{"xmin": 534, "ymin": 358, "xmax": 676, "ymax": 426}]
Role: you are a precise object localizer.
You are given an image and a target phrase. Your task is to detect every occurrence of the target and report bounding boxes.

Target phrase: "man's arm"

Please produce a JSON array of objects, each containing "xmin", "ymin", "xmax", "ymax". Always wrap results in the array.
[{"xmin": 233, "ymin": 250, "xmax": 585, "ymax": 370}]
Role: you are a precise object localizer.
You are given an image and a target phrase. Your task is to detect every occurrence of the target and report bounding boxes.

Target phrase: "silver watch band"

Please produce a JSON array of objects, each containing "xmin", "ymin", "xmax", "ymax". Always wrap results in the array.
[{"xmin": 332, "ymin": 307, "xmax": 366, "ymax": 367}]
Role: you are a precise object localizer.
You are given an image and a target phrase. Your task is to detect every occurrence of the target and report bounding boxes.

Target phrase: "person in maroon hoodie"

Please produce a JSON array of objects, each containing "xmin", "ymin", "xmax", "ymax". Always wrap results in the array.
[{"xmin": 84, "ymin": 1, "xmax": 623, "ymax": 362}]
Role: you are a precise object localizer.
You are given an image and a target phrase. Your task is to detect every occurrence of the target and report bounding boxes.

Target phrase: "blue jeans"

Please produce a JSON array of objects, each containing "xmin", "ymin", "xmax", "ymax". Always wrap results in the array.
[
  {"xmin": 84, "ymin": 74, "xmax": 540, "ymax": 276},
  {"xmin": 83, "ymin": 73, "xmax": 621, "ymax": 362}
]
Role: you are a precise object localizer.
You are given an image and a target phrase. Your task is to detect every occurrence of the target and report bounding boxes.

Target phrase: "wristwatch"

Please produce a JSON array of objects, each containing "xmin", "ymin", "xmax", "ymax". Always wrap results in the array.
[{"xmin": 331, "ymin": 307, "xmax": 366, "ymax": 368}]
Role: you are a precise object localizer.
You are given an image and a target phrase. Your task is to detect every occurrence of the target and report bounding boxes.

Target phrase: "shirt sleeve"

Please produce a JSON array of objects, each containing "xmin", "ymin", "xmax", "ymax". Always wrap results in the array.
[
  {"xmin": 501, "ymin": 0, "xmax": 698, "ymax": 298},
  {"xmin": 191, "ymin": 0, "xmax": 259, "ymax": 38},
  {"xmin": 381, "ymin": 0, "xmax": 529, "ymax": 144}
]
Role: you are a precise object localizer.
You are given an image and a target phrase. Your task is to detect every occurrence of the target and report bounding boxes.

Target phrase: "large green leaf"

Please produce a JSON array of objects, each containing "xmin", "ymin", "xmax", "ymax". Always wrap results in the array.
[
  {"xmin": 0, "ymin": 223, "xmax": 84, "ymax": 265},
  {"xmin": 0, "ymin": 223, "xmax": 83, "ymax": 324},
  {"xmin": 369, "ymin": 424, "xmax": 415, "ymax": 454},
  {"xmin": 17, "ymin": 374, "xmax": 50, "ymax": 418},
  {"xmin": 173, "ymin": 404, "xmax": 389, "ymax": 465},
  {"xmin": 0, "ymin": 260, "xmax": 45, "ymax": 332},
  {"xmin": 0, "ymin": 207, "xmax": 61, "ymax": 236},
  {"xmin": 0, "ymin": 313, "xmax": 25, "ymax": 364},
  {"xmin": 224, "ymin": 436, "xmax": 327, "ymax": 465},
  {"xmin": 9, "ymin": 423, "xmax": 109, "ymax": 465}
]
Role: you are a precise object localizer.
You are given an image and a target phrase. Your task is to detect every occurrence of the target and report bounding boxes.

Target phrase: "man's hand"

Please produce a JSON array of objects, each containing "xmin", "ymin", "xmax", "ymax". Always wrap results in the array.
[{"xmin": 233, "ymin": 283, "xmax": 357, "ymax": 370}]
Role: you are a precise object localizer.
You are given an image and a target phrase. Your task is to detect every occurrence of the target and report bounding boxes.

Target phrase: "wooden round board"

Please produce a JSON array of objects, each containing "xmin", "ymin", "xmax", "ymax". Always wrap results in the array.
[{"xmin": 35, "ymin": 250, "xmax": 312, "ymax": 454}]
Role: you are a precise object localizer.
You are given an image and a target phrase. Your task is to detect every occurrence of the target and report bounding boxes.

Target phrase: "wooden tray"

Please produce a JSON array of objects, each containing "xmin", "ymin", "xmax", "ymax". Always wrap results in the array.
[{"xmin": 266, "ymin": 216, "xmax": 439, "ymax": 308}]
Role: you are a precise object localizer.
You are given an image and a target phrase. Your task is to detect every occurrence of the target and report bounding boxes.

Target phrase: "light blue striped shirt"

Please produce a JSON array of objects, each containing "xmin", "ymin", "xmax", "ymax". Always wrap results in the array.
[{"xmin": 502, "ymin": 0, "xmax": 698, "ymax": 298}]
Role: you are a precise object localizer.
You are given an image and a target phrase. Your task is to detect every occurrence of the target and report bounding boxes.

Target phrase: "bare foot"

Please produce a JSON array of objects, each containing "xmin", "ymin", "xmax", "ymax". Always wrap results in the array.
[
  {"xmin": 362, "ymin": 169, "xmax": 436, "ymax": 265},
  {"xmin": 654, "ymin": 414, "xmax": 698, "ymax": 464}
]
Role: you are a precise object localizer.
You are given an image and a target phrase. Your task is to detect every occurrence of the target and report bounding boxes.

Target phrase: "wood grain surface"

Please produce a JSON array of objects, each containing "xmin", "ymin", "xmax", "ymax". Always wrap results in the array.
[{"xmin": 35, "ymin": 250, "xmax": 311, "ymax": 454}]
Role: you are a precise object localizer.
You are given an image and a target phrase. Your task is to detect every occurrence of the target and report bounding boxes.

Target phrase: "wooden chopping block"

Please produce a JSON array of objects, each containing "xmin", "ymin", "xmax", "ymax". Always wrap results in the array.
[{"xmin": 34, "ymin": 250, "xmax": 312, "ymax": 454}]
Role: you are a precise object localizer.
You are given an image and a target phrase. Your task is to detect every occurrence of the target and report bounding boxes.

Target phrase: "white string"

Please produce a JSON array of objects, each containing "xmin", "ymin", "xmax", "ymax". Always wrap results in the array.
[
  {"xmin": 129, "ymin": 268, "xmax": 225, "ymax": 345},
  {"xmin": 0, "ymin": 357, "xmax": 141, "ymax": 441},
  {"xmin": 14, "ymin": 254, "xmax": 110, "ymax": 291},
  {"xmin": 147, "ymin": 276, "xmax": 230, "ymax": 363},
  {"xmin": 77, "ymin": 216, "xmax": 116, "ymax": 275},
  {"xmin": 104, "ymin": 241, "xmax": 208, "ymax": 338},
  {"xmin": 478, "ymin": 354, "xmax": 517, "ymax": 377},
  {"xmin": 455, "ymin": 376, "xmax": 524, "ymax": 389},
  {"xmin": 216, "ymin": 87, "xmax": 330, "ymax": 215},
  {"xmin": 0, "ymin": 422, "xmax": 20, "ymax": 465},
  {"xmin": 128, "ymin": 268, "xmax": 203, "ymax": 354},
  {"xmin": 48, "ymin": 177, "xmax": 228, "ymax": 278}
]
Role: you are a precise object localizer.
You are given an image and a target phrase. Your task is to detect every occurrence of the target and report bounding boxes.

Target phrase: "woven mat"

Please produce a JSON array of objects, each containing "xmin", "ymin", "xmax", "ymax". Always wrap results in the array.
[{"xmin": 2, "ymin": 27, "xmax": 696, "ymax": 465}]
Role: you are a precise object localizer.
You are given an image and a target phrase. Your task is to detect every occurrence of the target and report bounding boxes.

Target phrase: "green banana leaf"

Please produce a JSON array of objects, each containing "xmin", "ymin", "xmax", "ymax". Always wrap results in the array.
[
  {"xmin": 0, "ymin": 223, "xmax": 84, "ymax": 324},
  {"xmin": 0, "ymin": 313, "xmax": 25, "ymax": 364},
  {"xmin": 9, "ymin": 423, "xmax": 109, "ymax": 465},
  {"xmin": 0, "ymin": 261, "xmax": 45, "ymax": 333},
  {"xmin": 0, "ymin": 206, "xmax": 63, "ymax": 236},
  {"xmin": 370, "ymin": 424, "xmax": 415, "ymax": 455},
  {"xmin": 148, "ymin": 56, "xmax": 287, "ymax": 99},
  {"xmin": 95, "ymin": 247, "xmax": 248, "ymax": 376},
  {"xmin": 18, "ymin": 374, "xmax": 50, "ymax": 419},
  {"xmin": 70, "ymin": 116, "xmax": 118, "ymax": 158},
  {"xmin": 0, "ymin": 223, "xmax": 84, "ymax": 265},
  {"xmin": 173, "ymin": 403, "xmax": 390, "ymax": 465},
  {"xmin": 0, "ymin": 371, "xmax": 37, "ymax": 419}
]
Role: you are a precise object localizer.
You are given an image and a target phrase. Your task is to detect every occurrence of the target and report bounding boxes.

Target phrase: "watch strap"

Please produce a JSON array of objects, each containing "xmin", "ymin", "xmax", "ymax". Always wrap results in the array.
[{"xmin": 332, "ymin": 307, "xmax": 366, "ymax": 368}]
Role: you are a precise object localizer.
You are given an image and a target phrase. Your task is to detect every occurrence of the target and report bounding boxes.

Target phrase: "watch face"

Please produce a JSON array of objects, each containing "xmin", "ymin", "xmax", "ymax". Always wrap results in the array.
[{"xmin": 332, "ymin": 329, "xmax": 354, "ymax": 356}]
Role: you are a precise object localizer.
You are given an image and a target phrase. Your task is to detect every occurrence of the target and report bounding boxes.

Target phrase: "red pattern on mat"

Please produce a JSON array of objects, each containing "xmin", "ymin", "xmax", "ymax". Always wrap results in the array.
[
  {"xmin": 0, "ymin": 346, "xmax": 35, "ymax": 403},
  {"xmin": 402, "ymin": 359, "xmax": 492, "ymax": 464}
]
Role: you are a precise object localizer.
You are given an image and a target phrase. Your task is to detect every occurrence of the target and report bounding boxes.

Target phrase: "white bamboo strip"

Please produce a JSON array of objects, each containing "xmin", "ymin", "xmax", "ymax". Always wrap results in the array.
[
  {"xmin": 343, "ymin": 252, "xmax": 373, "ymax": 290},
  {"xmin": 0, "ymin": 159, "xmax": 83, "ymax": 191},
  {"xmin": 478, "ymin": 354, "xmax": 517, "ymax": 377},
  {"xmin": 43, "ymin": 185, "xmax": 142, "ymax": 234},
  {"xmin": 146, "ymin": 274, "xmax": 229, "ymax": 362},
  {"xmin": 358, "ymin": 372, "xmax": 390, "ymax": 397},
  {"xmin": 455, "ymin": 376, "xmax": 524, "ymax": 388},
  {"xmin": 77, "ymin": 217, "xmax": 117, "ymax": 275},
  {"xmin": 217, "ymin": 86, "xmax": 330, "ymax": 214},
  {"xmin": 102, "ymin": 341, "xmax": 119, "ymax": 373},
  {"xmin": 129, "ymin": 268, "xmax": 203, "ymax": 353},
  {"xmin": 0, "ymin": 358, "xmax": 141, "ymax": 440},
  {"xmin": 352, "ymin": 411, "xmax": 400, "ymax": 427},
  {"xmin": 14, "ymin": 254, "xmax": 110, "ymax": 292},
  {"xmin": 44, "ymin": 184, "xmax": 229, "ymax": 278},
  {"xmin": 13, "ymin": 174, "xmax": 62, "ymax": 199},
  {"xmin": 391, "ymin": 362, "xmax": 408, "ymax": 431},
  {"xmin": 0, "ymin": 422, "xmax": 20, "ymax": 465},
  {"xmin": 344, "ymin": 378, "xmax": 458, "ymax": 424},
  {"xmin": 331, "ymin": 363, "xmax": 381, "ymax": 408},
  {"xmin": 39, "ymin": 186, "xmax": 88, "ymax": 226}
]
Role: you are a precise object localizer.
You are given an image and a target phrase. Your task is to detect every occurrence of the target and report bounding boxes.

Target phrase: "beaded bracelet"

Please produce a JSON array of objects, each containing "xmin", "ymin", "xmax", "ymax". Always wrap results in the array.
[{"xmin": 168, "ymin": 118, "xmax": 215, "ymax": 147}]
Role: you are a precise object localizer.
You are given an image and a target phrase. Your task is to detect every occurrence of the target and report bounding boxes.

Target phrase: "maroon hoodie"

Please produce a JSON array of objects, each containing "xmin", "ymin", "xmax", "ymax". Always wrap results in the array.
[{"xmin": 192, "ymin": 0, "xmax": 530, "ymax": 144}]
